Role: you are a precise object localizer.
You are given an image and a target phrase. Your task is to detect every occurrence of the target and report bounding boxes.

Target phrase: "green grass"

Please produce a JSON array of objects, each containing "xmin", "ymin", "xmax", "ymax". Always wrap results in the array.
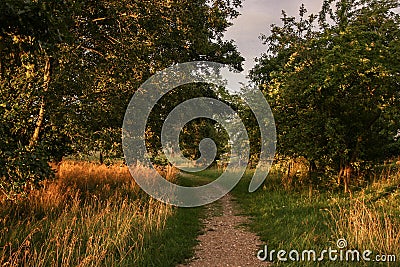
[
  {"xmin": 6, "ymin": 162, "xmax": 396, "ymax": 266},
  {"xmin": 139, "ymin": 205, "xmax": 204, "ymax": 266},
  {"xmin": 150, "ymin": 171, "xmax": 213, "ymax": 266},
  {"xmin": 230, "ymin": 172, "xmax": 332, "ymax": 266},
  {"xmin": 228, "ymin": 170, "xmax": 400, "ymax": 266},
  {"xmin": 157, "ymin": 167, "xmax": 400, "ymax": 266},
  {"xmin": 179, "ymin": 169, "xmax": 222, "ymax": 185}
]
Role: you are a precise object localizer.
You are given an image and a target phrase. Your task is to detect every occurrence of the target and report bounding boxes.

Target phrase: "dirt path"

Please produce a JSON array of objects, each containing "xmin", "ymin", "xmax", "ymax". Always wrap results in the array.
[{"xmin": 178, "ymin": 194, "xmax": 271, "ymax": 267}]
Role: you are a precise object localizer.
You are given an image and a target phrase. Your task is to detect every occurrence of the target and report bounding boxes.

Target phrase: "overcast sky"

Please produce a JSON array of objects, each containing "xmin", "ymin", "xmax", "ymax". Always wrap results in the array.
[{"xmin": 224, "ymin": 0, "xmax": 324, "ymax": 74}]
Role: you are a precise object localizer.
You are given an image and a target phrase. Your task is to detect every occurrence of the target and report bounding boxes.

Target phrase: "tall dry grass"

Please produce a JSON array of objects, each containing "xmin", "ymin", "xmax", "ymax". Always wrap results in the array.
[
  {"xmin": 0, "ymin": 161, "xmax": 178, "ymax": 266},
  {"xmin": 328, "ymin": 167, "xmax": 400, "ymax": 256}
]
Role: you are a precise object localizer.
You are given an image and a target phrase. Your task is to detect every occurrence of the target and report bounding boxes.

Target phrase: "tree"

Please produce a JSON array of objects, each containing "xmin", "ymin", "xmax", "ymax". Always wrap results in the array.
[
  {"xmin": 86, "ymin": 0, "xmax": 245, "ymax": 164},
  {"xmin": 0, "ymin": 0, "xmax": 244, "ymax": 196},
  {"xmin": 144, "ymin": 83, "xmax": 232, "ymax": 165},
  {"xmin": 251, "ymin": 0, "xmax": 400, "ymax": 192},
  {"xmin": 0, "ymin": 0, "xmax": 76, "ymax": 197}
]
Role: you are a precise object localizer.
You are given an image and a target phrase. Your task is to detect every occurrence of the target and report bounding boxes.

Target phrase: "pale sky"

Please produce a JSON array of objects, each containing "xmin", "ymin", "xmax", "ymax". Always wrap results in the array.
[{"xmin": 224, "ymin": 0, "xmax": 324, "ymax": 74}]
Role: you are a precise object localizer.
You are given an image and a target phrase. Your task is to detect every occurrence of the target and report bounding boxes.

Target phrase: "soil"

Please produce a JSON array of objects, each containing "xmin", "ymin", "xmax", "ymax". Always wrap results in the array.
[{"xmin": 177, "ymin": 194, "xmax": 271, "ymax": 267}]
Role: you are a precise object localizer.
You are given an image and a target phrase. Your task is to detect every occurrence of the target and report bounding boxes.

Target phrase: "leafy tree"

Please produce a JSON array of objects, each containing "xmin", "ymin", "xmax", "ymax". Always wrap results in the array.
[
  {"xmin": 145, "ymin": 83, "xmax": 232, "ymax": 165},
  {"xmin": 251, "ymin": 0, "xmax": 400, "ymax": 192},
  {"xmin": 0, "ymin": 0, "xmax": 244, "ymax": 196},
  {"xmin": 0, "ymin": 0, "xmax": 75, "ymax": 197},
  {"xmin": 57, "ymin": 0, "xmax": 244, "ymax": 161},
  {"xmin": 83, "ymin": 0, "xmax": 245, "ymax": 164}
]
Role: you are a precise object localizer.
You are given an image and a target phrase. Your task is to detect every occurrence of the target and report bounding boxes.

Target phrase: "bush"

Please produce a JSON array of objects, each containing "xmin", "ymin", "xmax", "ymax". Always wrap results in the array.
[{"xmin": 0, "ymin": 144, "xmax": 53, "ymax": 200}]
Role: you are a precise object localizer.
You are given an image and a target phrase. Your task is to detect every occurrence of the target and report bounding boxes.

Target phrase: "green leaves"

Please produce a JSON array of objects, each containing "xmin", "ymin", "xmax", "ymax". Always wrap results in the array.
[
  {"xmin": 0, "ymin": 144, "xmax": 53, "ymax": 200},
  {"xmin": 0, "ymin": 0, "xmax": 244, "ymax": 195},
  {"xmin": 252, "ymin": 0, "xmax": 400, "ymax": 174}
]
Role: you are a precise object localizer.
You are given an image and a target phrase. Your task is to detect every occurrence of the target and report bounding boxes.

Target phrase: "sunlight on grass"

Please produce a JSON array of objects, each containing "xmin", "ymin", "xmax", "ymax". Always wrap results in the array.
[
  {"xmin": 0, "ymin": 160, "xmax": 199, "ymax": 266},
  {"xmin": 230, "ymin": 167, "xmax": 400, "ymax": 266},
  {"xmin": 328, "ymin": 168, "xmax": 400, "ymax": 258}
]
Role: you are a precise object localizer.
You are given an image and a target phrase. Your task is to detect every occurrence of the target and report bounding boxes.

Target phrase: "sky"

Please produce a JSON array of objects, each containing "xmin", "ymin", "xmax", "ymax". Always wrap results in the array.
[{"xmin": 223, "ymin": 0, "xmax": 324, "ymax": 74}]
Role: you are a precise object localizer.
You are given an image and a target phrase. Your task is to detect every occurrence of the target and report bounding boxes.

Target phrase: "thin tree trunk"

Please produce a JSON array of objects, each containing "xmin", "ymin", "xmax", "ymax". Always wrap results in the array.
[
  {"xmin": 287, "ymin": 160, "xmax": 292, "ymax": 178},
  {"xmin": 30, "ymin": 98, "xmax": 45, "ymax": 146},
  {"xmin": 337, "ymin": 168, "xmax": 343, "ymax": 185},
  {"xmin": 339, "ymin": 136, "xmax": 362, "ymax": 193},
  {"xmin": 30, "ymin": 56, "xmax": 51, "ymax": 147},
  {"xmin": 343, "ymin": 137, "xmax": 361, "ymax": 193},
  {"xmin": 338, "ymin": 163, "xmax": 352, "ymax": 193},
  {"xmin": 338, "ymin": 162, "xmax": 352, "ymax": 193},
  {"xmin": 343, "ymin": 165, "xmax": 352, "ymax": 193}
]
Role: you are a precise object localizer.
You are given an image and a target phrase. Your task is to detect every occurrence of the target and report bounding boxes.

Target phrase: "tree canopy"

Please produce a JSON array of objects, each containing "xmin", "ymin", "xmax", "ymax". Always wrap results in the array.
[
  {"xmin": 251, "ymin": 0, "xmax": 400, "ymax": 191},
  {"xmin": 0, "ymin": 0, "xmax": 244, "ymax": 197}
]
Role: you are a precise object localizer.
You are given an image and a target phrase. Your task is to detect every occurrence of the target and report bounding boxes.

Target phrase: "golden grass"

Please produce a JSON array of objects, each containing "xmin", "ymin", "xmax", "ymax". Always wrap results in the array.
[
  {"xmin": 0, "ymin": 160, "xmax": 178, "ymax": 266},
  {"xmin": 328, "ymin": 168, "xmax": 400, "ymax": 256}
]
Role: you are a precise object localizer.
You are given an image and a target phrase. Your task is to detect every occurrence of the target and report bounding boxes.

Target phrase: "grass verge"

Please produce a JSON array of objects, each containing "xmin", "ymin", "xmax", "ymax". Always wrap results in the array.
[
  {"xmin": 0, "ymin": 161, "xmax": 204, "ymax": 267},
  {"xmin": 230, "ymin": 169, "xmax": 400, "ymax": 266}
]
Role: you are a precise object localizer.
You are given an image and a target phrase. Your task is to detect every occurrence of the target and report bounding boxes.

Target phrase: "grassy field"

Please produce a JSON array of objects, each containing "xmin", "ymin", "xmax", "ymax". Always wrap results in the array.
[
  {"xmin": 228, "ymin": 166, "xmax": 400, "ymax": 266},
  {"xmin": 2, "ymin": 161, "xmax": 399, "ymax": 266},
  {"xmin": 0, "ymin": 161, "xmax": 204, "ymax": 267}
]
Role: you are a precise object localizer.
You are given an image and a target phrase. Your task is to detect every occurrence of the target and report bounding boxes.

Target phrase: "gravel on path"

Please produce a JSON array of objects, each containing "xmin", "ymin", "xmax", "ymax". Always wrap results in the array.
[{"xmin": 178, "ymin": 194, "xmax": 271, "ymax": 267}]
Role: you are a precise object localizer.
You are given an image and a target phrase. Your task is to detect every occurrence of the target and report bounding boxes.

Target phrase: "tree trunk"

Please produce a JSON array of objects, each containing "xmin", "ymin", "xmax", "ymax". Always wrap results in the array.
[
  {"xmin": 337, "ymin": 168, "xmax": 343, "ymax": 185},
  {"xmin": 287, "ymin": 160, "xmax": 292, "ymax": 178},
  {"xmin": 30, "ymin": 98, "xmax": 45, "ymax": 147},
  {"xmin": 342, "ymin": 138, "xmax": 361, "ymax": 193},
  {"xmin": 343, "ymin": 165, "xmax": 352, "ymax": 193},
  {"xmin": 308, "ymin": 160, "xmax": 316, "ymax": 180},
  {"xmin": 338, "ymin": 162, "xmax": 352, "ymax": 193},
  {"xmin": 100, "ymin": 151, "xmax": 104, "ymax": 165},
  {"xmin": 30, "ymin": 56, "xmax": 51, "ymax": 147}
]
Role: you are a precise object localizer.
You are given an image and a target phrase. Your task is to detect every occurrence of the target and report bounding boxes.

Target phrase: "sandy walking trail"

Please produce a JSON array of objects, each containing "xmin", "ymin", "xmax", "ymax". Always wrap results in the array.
[{"xmin": 178, "ymin": 193, "xmax": 271, "ymax": 267}]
